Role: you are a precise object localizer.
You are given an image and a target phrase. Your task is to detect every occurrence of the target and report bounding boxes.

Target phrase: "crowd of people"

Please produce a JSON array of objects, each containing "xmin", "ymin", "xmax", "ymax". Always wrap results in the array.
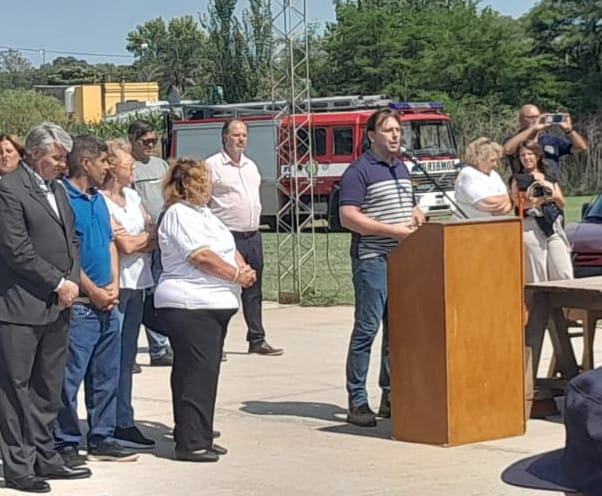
[
  {"xmin": 339, "ymin": 103, "xmax": 588, "ymax": 429},
  {"xmin": 0, "ymin": 118, "xmax": 283, "ymax": 493},
  {"xmin": 0, "ymin": 103, "xmax": 589, "ymax": 492}
]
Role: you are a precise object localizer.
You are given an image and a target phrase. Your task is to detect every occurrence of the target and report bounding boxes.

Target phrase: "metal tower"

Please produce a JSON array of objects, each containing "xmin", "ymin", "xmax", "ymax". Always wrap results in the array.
[{"xmin": 270, "ymin": 0, "xmax": 316, "ymax": 304}]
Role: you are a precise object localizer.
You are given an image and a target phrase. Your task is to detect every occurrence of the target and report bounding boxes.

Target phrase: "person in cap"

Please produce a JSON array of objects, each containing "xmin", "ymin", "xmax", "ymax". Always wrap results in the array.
[{"xmin": 502, "ymin": 366, "xmax": 602, "ymax": 495}]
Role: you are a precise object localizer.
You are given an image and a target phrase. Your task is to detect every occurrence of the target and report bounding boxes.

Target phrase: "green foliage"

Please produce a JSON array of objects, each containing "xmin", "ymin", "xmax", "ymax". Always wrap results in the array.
[
  {"xmin": 126, "ymin": 16, "xmax": 209, "ymax": 98},
  {"xmin": 0, "ymin": 50, "xmax": 34, "ymax": 89},
  {"xmin": 0, "ymin": 89, "xmax": 68, "ymax": 136}
]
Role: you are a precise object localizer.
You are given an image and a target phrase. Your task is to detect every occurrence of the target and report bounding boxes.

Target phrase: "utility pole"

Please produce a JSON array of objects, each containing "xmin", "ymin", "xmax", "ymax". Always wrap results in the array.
[{"xmin": 39, "ymin": 48, "xmax": 46, "ymax": 65}]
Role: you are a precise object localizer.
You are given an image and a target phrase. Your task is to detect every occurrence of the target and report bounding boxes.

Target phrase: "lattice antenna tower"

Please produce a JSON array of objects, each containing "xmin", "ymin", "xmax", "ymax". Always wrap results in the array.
[{"xmin": 270, "ymin": 0, "xmax": 316, "ymax": 304}]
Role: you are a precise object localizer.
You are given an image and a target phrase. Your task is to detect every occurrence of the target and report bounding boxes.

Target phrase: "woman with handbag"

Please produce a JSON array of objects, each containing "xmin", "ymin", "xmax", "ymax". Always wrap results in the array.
[
  {"xmin": 510, "ymin": 139, "xmax": 573, "ymax": 283},
  {"xmin": 100, "ymin": 139, "xmax": 155, "ymax": 449},
  {"xmin": 154, "ymin": 157, "xmax": 255, "ymax": 462}
]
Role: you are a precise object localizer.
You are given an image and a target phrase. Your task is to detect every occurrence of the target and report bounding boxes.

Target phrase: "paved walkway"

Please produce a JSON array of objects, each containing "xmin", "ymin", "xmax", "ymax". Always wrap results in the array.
[{"xmin": 5, "ymin": 305, "xmax": 583, "ymax": 495}]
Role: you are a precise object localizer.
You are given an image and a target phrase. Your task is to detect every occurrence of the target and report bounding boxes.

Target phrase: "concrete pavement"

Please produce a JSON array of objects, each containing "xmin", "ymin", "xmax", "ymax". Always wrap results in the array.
[{"xmin": 3, "ymin": 304, "xmax": 582, "ymax": 495}]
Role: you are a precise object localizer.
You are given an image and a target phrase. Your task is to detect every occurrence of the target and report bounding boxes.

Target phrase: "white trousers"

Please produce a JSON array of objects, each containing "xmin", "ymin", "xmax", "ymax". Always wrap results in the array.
[{"xmin": 523, "ymin": 216, "xmax": 573, "ymax": 283}]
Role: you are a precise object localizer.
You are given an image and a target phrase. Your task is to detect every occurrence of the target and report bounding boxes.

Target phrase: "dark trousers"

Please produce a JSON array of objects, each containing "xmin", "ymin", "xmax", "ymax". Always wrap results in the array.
[
  {"xmin": 232, "ymin": 231, "xmax": 265, "ymax": 345},
  {"xmin": 160, "ymin": 307, "xmax": 235, "ymax": 452},
  {"xmin": 0, "ymin": 314, "xmax": 69, "ymax": 481}
]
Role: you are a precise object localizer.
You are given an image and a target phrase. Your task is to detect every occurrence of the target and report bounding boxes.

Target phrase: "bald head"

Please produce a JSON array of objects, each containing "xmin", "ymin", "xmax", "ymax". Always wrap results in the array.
[{"xmin": 519, "ymin": 104, "xmax": 541, "ymax": 129}]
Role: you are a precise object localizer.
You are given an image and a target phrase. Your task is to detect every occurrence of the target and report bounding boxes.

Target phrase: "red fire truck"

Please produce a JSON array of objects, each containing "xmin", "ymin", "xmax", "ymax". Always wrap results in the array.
[{"xmin": 167, "ymin": 95, "xmax": 461, "ymax": 229}]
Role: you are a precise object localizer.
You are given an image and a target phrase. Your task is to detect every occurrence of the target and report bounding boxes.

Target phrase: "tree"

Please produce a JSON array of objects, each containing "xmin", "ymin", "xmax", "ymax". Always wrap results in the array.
[
  {"xmin": 525, "ymin": 0, "xmax": 602, "ymax": 114},
  {"xmin": 0, "ymin": 89, "xmax": 68, "ymax": 135},
  {"xmin": 0, "ymin": 49, "xmax": 34, "ymax": 89},
  {"xmin": 201, "ymin": 0, "xmax": 272, "ymax": 102},
  {"xmin": 126, "ymin": 16, "xmax": 208, "ymax": 97}
]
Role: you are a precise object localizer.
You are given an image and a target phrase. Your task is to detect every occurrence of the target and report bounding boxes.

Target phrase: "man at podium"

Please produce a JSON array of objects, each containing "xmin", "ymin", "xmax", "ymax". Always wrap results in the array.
[{"xmin": 339, "ymin": 108, "xmax": 425, "ymax": 427}]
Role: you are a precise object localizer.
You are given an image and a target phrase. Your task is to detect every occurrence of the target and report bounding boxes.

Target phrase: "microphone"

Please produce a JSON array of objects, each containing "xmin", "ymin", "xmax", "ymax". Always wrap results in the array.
[{"xmin": 399, "ymin": 146, "xmax": 470, "ymax": 220}]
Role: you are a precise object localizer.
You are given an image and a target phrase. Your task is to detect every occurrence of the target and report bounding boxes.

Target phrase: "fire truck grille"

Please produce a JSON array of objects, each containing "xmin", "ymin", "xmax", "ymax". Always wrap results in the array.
[{"xmin": 412, "ymin": 173, "xmax": 457, "ymax": 193}]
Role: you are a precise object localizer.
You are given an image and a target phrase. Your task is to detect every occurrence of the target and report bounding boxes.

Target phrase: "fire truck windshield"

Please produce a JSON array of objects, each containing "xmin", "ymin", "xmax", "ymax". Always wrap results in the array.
[{"xmin": 401, "ymin": 120, "xmax": 457, "ymax": 158}]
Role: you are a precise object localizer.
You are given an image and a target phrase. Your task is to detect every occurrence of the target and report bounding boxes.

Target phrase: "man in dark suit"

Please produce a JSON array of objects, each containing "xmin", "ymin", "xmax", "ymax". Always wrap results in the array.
[{"xmin": 0, "ymin": 122, "xmax": 91, "ymax": 493}]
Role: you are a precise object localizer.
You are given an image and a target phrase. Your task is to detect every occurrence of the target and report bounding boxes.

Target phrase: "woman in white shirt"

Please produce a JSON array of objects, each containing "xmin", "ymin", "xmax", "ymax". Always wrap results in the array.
[
  {"xmin": 155, "ymin": 157, "xmax": 256, "ymax": 463},
  {"xmin": 101, "ymin": 139, "xmax": 155, "ymax": 449},
  {"xmin": 454, "ymin": 137, "xmax": 513, "ymax": 219}
]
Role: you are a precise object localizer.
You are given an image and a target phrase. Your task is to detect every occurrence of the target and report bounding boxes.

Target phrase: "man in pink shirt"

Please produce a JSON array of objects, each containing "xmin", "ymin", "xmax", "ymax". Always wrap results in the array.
[{"xmin": 206, "ymin": 119, "xmax": 283, "ymax": 356}]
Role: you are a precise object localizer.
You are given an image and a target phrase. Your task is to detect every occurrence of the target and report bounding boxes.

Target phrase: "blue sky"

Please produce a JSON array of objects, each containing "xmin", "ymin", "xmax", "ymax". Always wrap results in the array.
[{"xmin": 4, "ymin": 0, "xmax": 538, "ymax": 66}]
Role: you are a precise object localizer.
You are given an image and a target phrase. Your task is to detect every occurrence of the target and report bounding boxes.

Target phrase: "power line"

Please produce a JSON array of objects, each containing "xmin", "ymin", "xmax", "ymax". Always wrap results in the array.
[{"xmin": 0, "ymin": 44, "xmax": 134, "ymax": 60}]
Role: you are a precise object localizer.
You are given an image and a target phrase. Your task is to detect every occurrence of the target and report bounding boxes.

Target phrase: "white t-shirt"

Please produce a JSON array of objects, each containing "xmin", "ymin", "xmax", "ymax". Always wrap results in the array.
[
  {"xmin": 102, "ymin": 188, "xmax": 154, "ymax": 290},
  {"xmin": 454, "ymin": 166, "xmax": 509, "ymax": 219},
  {"xmin": 154, "ymin": 202, "xmax": 240, "ymax": 310}
]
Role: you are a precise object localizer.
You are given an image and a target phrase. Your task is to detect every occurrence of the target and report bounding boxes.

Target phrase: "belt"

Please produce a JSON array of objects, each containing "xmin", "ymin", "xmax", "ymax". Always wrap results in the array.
[
  {"xmin": 231, "ymin": 231, "xmax": 258, "ymax": 240},
  {"xmin": 73, "ymin": 296, "xmax": 91, "ymax": 304}
]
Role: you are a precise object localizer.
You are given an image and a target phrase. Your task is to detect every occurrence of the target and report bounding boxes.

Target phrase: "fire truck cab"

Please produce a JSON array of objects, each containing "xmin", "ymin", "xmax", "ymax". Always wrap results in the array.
[{"xmin": 168, "ymin": 96, "xmax": 460, "ymax": 229}]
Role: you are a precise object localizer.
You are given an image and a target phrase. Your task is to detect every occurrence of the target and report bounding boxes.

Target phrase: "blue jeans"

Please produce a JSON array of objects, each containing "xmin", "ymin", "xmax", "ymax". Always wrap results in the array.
[
  {"xmin": 345, "ymin": 255, "xmax": 390, "ymax": 407},
  {"xmin": 116, "ymin": 289, "xmax": 144, "ymax": 428},
  {"xmin": 55, "ymin": 303, "xmax": 120, "ymax": 449}
]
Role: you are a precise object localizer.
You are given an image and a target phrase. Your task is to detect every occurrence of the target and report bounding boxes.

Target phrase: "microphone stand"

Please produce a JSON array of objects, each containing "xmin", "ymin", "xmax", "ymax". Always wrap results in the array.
[{"xmin": 402, "ymin": 152, "xmax": 470, "ymax": 220}]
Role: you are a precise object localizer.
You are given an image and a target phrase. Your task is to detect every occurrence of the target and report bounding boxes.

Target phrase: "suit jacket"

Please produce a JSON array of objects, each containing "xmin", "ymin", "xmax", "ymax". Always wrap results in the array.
[{"xmin": 0, "ymin": 164, "xmax": 80, "ymax": 325}]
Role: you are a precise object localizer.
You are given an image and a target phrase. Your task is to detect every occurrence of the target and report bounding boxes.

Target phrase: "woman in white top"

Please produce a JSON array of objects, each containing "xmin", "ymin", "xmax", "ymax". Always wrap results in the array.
[
  {"xmin": 100, "ymin": 139, "xmax": 155, "ymax": 449},
  {"xmin": 454, "ymin": 137, "xmax": 513, "ymax": 219},
  {"xmin": 154, "ymin": 157, "xmax": 256, "ymax": 463}
]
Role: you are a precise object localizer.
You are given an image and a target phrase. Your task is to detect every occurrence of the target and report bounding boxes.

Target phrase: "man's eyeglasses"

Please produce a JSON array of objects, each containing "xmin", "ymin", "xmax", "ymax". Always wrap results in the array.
[{"xmin": 140, "ymin": 138, "xmax": 158, "ymax": 146}]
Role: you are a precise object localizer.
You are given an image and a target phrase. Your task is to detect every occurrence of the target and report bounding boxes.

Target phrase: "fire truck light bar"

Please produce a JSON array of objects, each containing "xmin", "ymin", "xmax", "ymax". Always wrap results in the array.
[{"xmin": 388, "ymin": 102, "xmax": 444, "ymax": 111}]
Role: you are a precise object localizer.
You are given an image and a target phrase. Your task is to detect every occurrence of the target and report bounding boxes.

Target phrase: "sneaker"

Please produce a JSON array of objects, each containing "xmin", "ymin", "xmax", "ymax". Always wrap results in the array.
[
  {"xmin": 347, "ymin": 403, "xmax": 377, "ymax": 427},
  {"xmin": 87, "ymin": 440, "xmax": 139, "ymax": 462},
  {"xmin": 114, "ymin": 426, "xmax": 155, "ymax": 449},
  {"xmin": 248, "ymin": 341, "xmax": 284, "ymax": 356},
  {"xmin": 377, "ymin": 391, "xmax": 391, "ymax": 418},
  {"xmin": 132, "ymin": 363, "xmax": 142, "ymax": 374},
  {"xmin": 150, "ymin": 351, "xmax": 173, "ymax": 367},
  {"xmin": 58, "ymin": 446, "xmax": 87, "ymax": 468}
]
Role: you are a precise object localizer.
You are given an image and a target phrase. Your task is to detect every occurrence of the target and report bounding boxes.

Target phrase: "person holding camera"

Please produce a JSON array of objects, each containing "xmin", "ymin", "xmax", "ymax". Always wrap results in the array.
[
  {"xmin": 510, "ymin": 140, "xmax": 573, "ymax": 284},
  {"xmin": 503, "ymin": 104, "xmax": 587, "ymax": 180}
]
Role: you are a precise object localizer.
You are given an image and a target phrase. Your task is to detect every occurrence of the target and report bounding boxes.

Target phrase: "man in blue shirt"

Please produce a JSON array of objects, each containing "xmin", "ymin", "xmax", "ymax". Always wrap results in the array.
[
  {"xmin": 503, "ymin": 104, "xmax": 588, "ymax": 179},
  {"xmin": 339, "ymin": 108, "xmax": 425, "ymax": 427},
  {"xmin": 55, "ymin": 135, "xmax": 138, "ymax": 463}
]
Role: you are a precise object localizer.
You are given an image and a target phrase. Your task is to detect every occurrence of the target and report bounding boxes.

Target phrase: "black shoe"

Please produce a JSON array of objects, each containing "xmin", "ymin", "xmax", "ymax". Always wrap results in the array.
[
  {"xmin": 58, "ymin": 446, "xmax": 87, "ymax": 468},
  {"xmin": 221, "ymin": 351, "xmax": 227, "ymax": 362},
  {"xmin": 150, "ymin": 351, "xmax": 173, "ymax": 366},
  {"xmin": 248, "ymin": 341, "xmax": 284, "ymax": 356},
  {"xmin": 347, "ymin": 403, "xmax": 377, "ymax": 427},
  {"xmin": 377, "ymin": 391, "xmax": 391, "ymax": 418},
  {"xmin": 114, "ymin": 426, "xmax": 155, "ymax": 449},
  {"xmin": 5, "ymin": 476, "xmax": 50, "ymax": 493},
  {"xmin": 37, "ymin": 464, "xmax": 91, "ymax": 480},
  {"xmin": 209, "ymin": 443, "xmax": 227, "ymax": 455},
  {"xmin": 87, "ymin": 440, "xmax": 139, "ymax": 462},
  {"xmin": 175, "ymin": 448, "xmax": 219, "ymax": 463},
  {"xmin": 132, "ymin": 363, "xmax": 142, "ymax": 374}
]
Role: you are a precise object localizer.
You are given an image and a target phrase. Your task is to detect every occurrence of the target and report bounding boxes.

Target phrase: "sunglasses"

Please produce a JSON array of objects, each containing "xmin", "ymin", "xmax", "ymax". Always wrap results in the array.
[{"xmin": 140, "ymin": 138, "xmax": 158, "ymax": 146}]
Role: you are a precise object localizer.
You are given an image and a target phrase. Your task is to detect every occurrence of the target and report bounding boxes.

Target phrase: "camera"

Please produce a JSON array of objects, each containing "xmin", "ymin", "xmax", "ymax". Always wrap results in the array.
[
  {"xmin": 531, "ymin": 185, "xmax": 545, "ymax": 197},
  {"xmin": 542, "ymin": 113, "xmax": 566, "ymax": 125}
]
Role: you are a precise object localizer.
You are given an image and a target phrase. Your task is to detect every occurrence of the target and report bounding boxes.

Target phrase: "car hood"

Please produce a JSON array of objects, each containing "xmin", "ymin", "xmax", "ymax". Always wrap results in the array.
[{"xmin": 566, "ymin": 221, "xmax": 602, "ymax": 252}]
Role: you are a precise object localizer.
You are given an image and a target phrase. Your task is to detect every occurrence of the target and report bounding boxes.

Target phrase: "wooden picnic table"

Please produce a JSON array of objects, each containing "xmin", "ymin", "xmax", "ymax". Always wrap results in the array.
[{"xmin": 525, "ymin": 276, "xmax": 602, "ymax": 392}]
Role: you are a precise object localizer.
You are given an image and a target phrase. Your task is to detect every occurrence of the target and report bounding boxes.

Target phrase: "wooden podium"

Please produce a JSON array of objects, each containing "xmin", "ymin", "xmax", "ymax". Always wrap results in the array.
[{"xmin": 387, "ymin": 218, "xmax": 525, "ymax": 446}]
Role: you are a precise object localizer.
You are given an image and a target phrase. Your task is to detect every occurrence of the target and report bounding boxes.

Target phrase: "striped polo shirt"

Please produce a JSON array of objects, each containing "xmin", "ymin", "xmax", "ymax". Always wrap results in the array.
[{"xmin": 339, "ymin": 150, "xmax": 414, "ymax": 259}]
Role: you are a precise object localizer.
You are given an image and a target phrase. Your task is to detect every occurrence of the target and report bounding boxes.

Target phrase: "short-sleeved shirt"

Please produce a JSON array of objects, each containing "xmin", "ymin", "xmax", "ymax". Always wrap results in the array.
[
  {"xmin": 102, "ymin": 187, "xmax": 154, "ymax": 290},
  {"xmin": 154, "ymin": 201, "xmax": 240, "ymax": 310},
  {"xmin": 63, "ymin": 179, "xmax": 113, "ymax": 287},
  {"xmin": 454, "ymin": 166, "xmax": 508, "ymax": 219},
  {"xmin": 206, "ymin": 150, "xmax": 262, "ymax": 232},
  {"xmin": 133, "ymin": 155, "xmax": 169, "ymax": 223},
  {"xmin": 339, "ymin": 150, "xmax": 414, "ymax": 259},
  {"xmin": 505, "ymin": 133, "xmax": 572, "ymax": 180}
]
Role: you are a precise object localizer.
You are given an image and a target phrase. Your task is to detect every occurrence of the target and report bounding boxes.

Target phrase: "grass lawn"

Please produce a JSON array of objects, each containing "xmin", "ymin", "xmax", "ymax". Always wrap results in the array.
[{"xmin": 262, "ymin": 195, "xmax": 597, "ymax": 305}]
